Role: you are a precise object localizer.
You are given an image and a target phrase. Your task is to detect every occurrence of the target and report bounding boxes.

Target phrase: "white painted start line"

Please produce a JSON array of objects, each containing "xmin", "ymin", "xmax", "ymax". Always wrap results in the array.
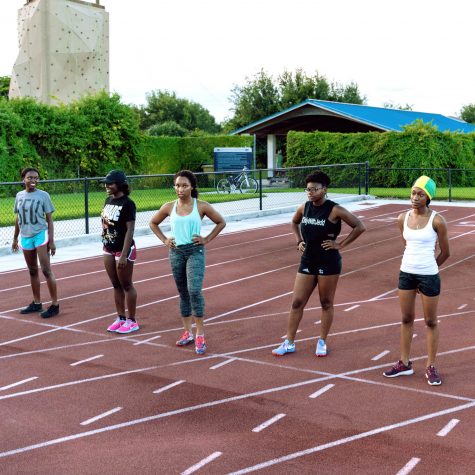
[
  {"xmin": 252, "ymin": 413, "xmax": 286, "ymax": 433},
  {"xmin": 80, "ymin": 407, "xmax": 122, "ymax": 426},
  {"xmin": 308, "ymin": 384, "xmax": 334, "ymax": 399},
  {"xmin": 0, "ymin": 377, "xmax": 38, "ymax": 391},
  {"xmin": 181, "ymin": 451, "xmax": 223, "ymax": 475},
  {"xmin": 396, "ymin": 457, "xmax": 421, "ymax": 475},
  {"xmin": 436, "ymin": 418, "xmax": 460, "ymax": 437},
  {"xmin": 372, "ymin": 350, "xmax": 390, "ymax": 361},
  {"xmin": 209, "ymin": 358, "xmax": 237, "ymax": 370},
  {"xmin": 70, "ymin": 355, "xmax": 104, "ymax": 366}
]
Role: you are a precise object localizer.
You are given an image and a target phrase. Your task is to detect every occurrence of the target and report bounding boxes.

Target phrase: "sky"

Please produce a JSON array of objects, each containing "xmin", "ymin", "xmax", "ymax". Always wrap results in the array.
[{"xmin": 1, "ymin": 0, "xmax": 474, "ymax": 123}]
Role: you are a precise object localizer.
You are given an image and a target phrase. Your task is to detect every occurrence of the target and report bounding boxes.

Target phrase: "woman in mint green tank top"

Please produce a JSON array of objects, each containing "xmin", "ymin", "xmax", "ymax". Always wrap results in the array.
[{"xmin": 150, "ymin": 170, "xmax": 226, "ymax": 355}]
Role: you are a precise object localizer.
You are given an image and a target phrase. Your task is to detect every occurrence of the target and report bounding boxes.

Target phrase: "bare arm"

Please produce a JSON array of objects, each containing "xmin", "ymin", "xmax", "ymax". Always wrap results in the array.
[
  {"xmin": 194, "ymin": 201, "xmax": 226, "ymax": 245},
  {"xmin": 45, "ymin": 212, "xmax": 56, "ymax": 256},
  {"xmin": 397, "ymin": 212, "xmax": 406, "ymax": 247},
  {"xmin": 149, "ymin": 202, "xmax": 175, "ymax": 248},
  {"xmin": 292, "ymin": 204, "xmax": 305, "ymax": 252},
  {"xmin": 117, "ymin": 220, "xmax": 135, "ymax": 268},
  {"xmin": 433, "ymin": 214, "xmax": 450, "ymax": 267},
  {"xmin": 322, "ymin": 205, "xmax": 365, "ymax": 251},
  {"xmin": 12, "ymin": 216, "xmax": 20, "ymax": 252}
]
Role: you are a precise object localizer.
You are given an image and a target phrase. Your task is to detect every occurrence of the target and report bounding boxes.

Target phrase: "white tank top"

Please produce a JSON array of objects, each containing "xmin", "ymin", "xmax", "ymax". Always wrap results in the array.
[{"xmin": 400, "ymin": 210, "xmax": 438, "ymax": 275}]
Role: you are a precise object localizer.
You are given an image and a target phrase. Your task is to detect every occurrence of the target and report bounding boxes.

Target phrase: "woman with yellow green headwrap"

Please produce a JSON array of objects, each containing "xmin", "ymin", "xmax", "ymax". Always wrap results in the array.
[{"xmin": 383, "ymin": 175, "xmax": 450, "ymax": 386}]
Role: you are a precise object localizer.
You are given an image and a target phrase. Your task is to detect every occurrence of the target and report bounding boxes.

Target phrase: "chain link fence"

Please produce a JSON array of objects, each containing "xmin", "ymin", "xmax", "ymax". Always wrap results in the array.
[{"xmin": 1, "ymin": 164, "xmax": 474, "ymax": 245}]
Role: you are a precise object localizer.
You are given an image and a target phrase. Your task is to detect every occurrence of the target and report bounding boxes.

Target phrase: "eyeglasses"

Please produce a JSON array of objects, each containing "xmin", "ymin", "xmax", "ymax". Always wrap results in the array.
[{"xmin": 304, "ymin": 187, "xmax": 324, "ymax": 193}]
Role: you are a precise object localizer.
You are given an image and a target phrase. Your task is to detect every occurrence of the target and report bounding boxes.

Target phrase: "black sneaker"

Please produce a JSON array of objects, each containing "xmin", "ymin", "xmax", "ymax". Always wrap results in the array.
[
  {"xmin": 20, "ymin": 301, "xmax": 43, "ymax": 314},
  {"xmin": 40, "ymin": 304, "xmax": 60, "ymax": 319}
]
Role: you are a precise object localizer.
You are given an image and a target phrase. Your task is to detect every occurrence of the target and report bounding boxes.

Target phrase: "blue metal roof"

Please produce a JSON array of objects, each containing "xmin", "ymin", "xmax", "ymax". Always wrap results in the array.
[{"xmin": 232, "ymin": 99, "xmax": 475, "ymax": 134}]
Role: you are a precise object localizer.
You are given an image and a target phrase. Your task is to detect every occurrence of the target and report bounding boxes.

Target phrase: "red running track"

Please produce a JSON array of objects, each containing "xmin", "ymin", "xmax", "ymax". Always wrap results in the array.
[{"xmin": 0, "ymin": 204, "xmax": 474, "ymax": 474}]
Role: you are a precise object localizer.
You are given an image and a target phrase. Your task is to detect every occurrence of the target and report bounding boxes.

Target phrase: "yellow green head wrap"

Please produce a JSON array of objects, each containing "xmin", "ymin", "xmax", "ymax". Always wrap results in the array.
[{"xmin": 413, "ymin": 175, "xmax": 436, "ymax": 200}]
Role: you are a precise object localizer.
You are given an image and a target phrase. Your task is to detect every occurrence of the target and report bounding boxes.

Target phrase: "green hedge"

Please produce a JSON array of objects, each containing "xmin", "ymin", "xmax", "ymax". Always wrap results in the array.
[
  {"xmin": 139, "ymin": 135, "xmax": 253, "ymax": 174},
  {"xmin": 286, "ymin": 121, "xmax": 475, "ymax": 186}
]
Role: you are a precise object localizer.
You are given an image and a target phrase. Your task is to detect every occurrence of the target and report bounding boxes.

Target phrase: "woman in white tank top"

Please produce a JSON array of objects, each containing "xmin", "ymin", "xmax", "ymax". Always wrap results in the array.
[{"xmin": 383, "ymin": 176, "xmax": 450, "ymax": 386}]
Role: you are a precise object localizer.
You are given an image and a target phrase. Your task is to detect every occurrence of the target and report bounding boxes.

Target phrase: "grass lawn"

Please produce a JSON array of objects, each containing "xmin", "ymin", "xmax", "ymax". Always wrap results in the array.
[
  {"xmin": 0, "ymin": 188, "xmax": 261, "ymax": 226},
  {"xmin": 1, "ymin": 186, "xmax": 473, "ymax": 227}
]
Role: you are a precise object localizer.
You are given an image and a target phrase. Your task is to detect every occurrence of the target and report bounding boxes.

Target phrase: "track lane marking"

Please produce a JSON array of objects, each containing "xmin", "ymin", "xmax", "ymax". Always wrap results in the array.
[
  {"xmin": 396, "ymin": 458, "xmax": 421, "ymax": 475},
  {"xmin": 436, "ymin": 418, "xmax": 460, "ymax": 437},
  {"xmin": 0, "ymin": 377, "xmax": 38, "ymax": 391},
  {"xmin": 252, "ymin": 414, "xmax": 286, "ymax": 433},
  {"xmin": 181, "ymin": 452, "xmax": 223, "ymax": 475},
  {"xmin": 153, "ymin": 380, "xmax": 185, "ymax": 394},
  {"xmin": 371, "ymin": 350, "xmax": 390, "ymax": 361},
  {"xmin": 80, "ymin": 407, "xmax": 122, "ymax": 426},
  {"xmin": 209, "ymin": 358, "xmax": 237, "ymax": 370},
  {"xmin": 309, "ymin": 384, "xmax": 334, "ymax": 399},
  {"xmin": 70, "ymin": 355, "xmax": 104, "ymax": 366}
]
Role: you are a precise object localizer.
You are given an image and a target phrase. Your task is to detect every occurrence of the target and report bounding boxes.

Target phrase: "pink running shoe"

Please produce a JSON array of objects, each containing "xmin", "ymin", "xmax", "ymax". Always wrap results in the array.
[
  {"xmin": 107, "ymin": 317, "xmax": 126, "ymax": 332},
  {"xmin": 116, "ymin": 319, "xmax": 139, "ymax": 334},
  {"xmin": 195, "ymin": 335, "xmax": 207, "ymax": 355},
  {"xmin": 176, "ymin": 330, "xmax": 194, "ymax": 346}
]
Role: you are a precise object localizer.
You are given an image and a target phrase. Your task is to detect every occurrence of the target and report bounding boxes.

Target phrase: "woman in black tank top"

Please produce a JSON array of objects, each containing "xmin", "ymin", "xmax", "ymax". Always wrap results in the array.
[{"xmin": 272, "ymin": 171, "xmax": 365, "ymax": 357}]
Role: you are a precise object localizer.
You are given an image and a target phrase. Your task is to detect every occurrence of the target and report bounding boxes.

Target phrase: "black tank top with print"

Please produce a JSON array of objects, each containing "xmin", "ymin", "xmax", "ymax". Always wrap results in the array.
[{"xmin": 301, "ymin": 199, "xmax": 341, "ymax": 260}]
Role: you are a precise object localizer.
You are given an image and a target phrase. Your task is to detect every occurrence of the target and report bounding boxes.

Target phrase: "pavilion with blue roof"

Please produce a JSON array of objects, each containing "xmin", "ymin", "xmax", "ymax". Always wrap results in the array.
[{"xmin": 231, "ymin": 99, "xmax": 475, "ymax": 171}]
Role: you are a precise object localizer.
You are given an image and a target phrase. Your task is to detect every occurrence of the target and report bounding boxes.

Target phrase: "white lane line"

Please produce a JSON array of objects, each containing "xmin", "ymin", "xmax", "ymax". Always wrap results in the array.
[
  {"xmin": 153, "ymin": 380, "xmax": 185, "ymax": 394},
  {"xmin": 228, "ymin": 397, "xmax": 475, "ymax": 475},
  {"xmin": 413, "ymin": 334, "xmax": 417, "ymax": 339},
  {"xmin": 344, "ymin": 305, "xmax": 360, "ymax": 312},
  {"xmin": 0, "ymin": 377, "xmax": 38, "ymax": 391},
  {"xmin": 133, "ymin": 335, "xmax": 161, "ymax": 346},
  {"xmin": 457, "ymin": 304, "xmax": 467, "ymax": 310},
  {"xmin": 209, "ymin": 358, "xmax": 237, "ymax": 370},
  {"xmin": 181, "ymin": 452, "xmax": 223, "ymax": 475},
  {"xmin": 437, "ymin": 418, "xmax": 460, "ymax": 437},
  {"xmin": 309, "ymin": 384, "xmax": 334, "ymax": 399},
  {"xmin": 70, "ymin": 355, "xmax": 104, "ymax": 366},
  {"xmin": 396, "ymin": 457, "xmax": 421, "ymax": 475},
  {"xmin": 372, "ymin": 350, "xmax": 390, "ymax": 361},
  {"xmin": 80, "ymin": 407, "xmax": 122, "ymax": 426},
  {"xmin": 314, "ymin": 320, "xmax": 321, "ymax": 325},
  {"xmin": 1, "ymin": 375, "xmax": 475, "ymax": 460},
  {"xmin": 252, "ymin": 413, "xmax": 286, "ymax": 433}
]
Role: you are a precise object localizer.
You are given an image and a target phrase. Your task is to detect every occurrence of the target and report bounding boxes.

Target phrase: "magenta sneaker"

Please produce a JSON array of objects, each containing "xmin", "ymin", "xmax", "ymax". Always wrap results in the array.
[
  {"xmin": 107, "ymin": 317, "xmax": 126, "ymax": 332},
  {"xmin": 383, "ymin": 360, "xmax": 414, "ymax": 378},
  {"xmin": 176, "ymin": 330, "xmax": 194, "ymax": 346},
  {"xmin": 195, "ymin": 335, "xmax": 207, "ymax": 355},
  {"xmin": 116, "ymin": 319, "xmax": 139, "ymax": 334},
  {"xmin": 425, "ymin": 365, "xmax": 442, "ymax": 386}
]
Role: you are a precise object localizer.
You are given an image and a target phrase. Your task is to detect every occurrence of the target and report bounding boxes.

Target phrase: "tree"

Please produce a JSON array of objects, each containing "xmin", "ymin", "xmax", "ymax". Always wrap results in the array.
[
  {"xmin": 224, "ymin": 68, "xmax": 366, "ymax": 132},
  {"xmin": 139, "ymin": 90, "xmax": 221, "ymax": 135},
  {"xmin": 383, "ymin": 101, "xmax": 413, "ymax": 111},
  {"xmin": 0, "ymin": 76, "xmax": 10, "ymax": 99},
  {"xmin": 460, "ymin": 103, "xmax": 475, "ymax": 124}
]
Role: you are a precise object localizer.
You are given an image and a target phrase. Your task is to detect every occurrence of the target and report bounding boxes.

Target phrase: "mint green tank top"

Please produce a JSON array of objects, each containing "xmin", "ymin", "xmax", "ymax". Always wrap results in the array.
[{"xmin": 170, "ymin": 198, "xmax": 202, "ymax": 246}]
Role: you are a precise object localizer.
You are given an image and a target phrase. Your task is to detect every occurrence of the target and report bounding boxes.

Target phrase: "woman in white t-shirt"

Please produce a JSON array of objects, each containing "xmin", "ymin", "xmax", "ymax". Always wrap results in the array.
[{"xmin": 384, "ymin": 176, "xmax": 450, "ymax": 386}]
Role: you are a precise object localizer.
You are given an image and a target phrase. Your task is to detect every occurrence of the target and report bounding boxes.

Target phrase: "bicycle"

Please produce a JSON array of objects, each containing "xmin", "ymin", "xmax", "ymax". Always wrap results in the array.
[{"xmin": 216, "ymin": 167, "xmax": 258, "ymax": 194}]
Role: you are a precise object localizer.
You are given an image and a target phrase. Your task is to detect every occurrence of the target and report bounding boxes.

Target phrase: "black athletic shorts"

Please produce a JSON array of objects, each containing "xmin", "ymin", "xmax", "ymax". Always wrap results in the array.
[
  {"xmin": 298, "ymin": 254, "xmax": 342, "ymax": 276},
  {"xmin": 398, "ymin": 270, "xmax": 440, "ymax": 297}
]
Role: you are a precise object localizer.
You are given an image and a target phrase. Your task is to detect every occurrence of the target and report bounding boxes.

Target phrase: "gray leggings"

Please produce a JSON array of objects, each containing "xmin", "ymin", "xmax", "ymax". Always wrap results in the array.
[{"xmin": 169, "ymin": 244, "xmax": 205, "ymax": 317}]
